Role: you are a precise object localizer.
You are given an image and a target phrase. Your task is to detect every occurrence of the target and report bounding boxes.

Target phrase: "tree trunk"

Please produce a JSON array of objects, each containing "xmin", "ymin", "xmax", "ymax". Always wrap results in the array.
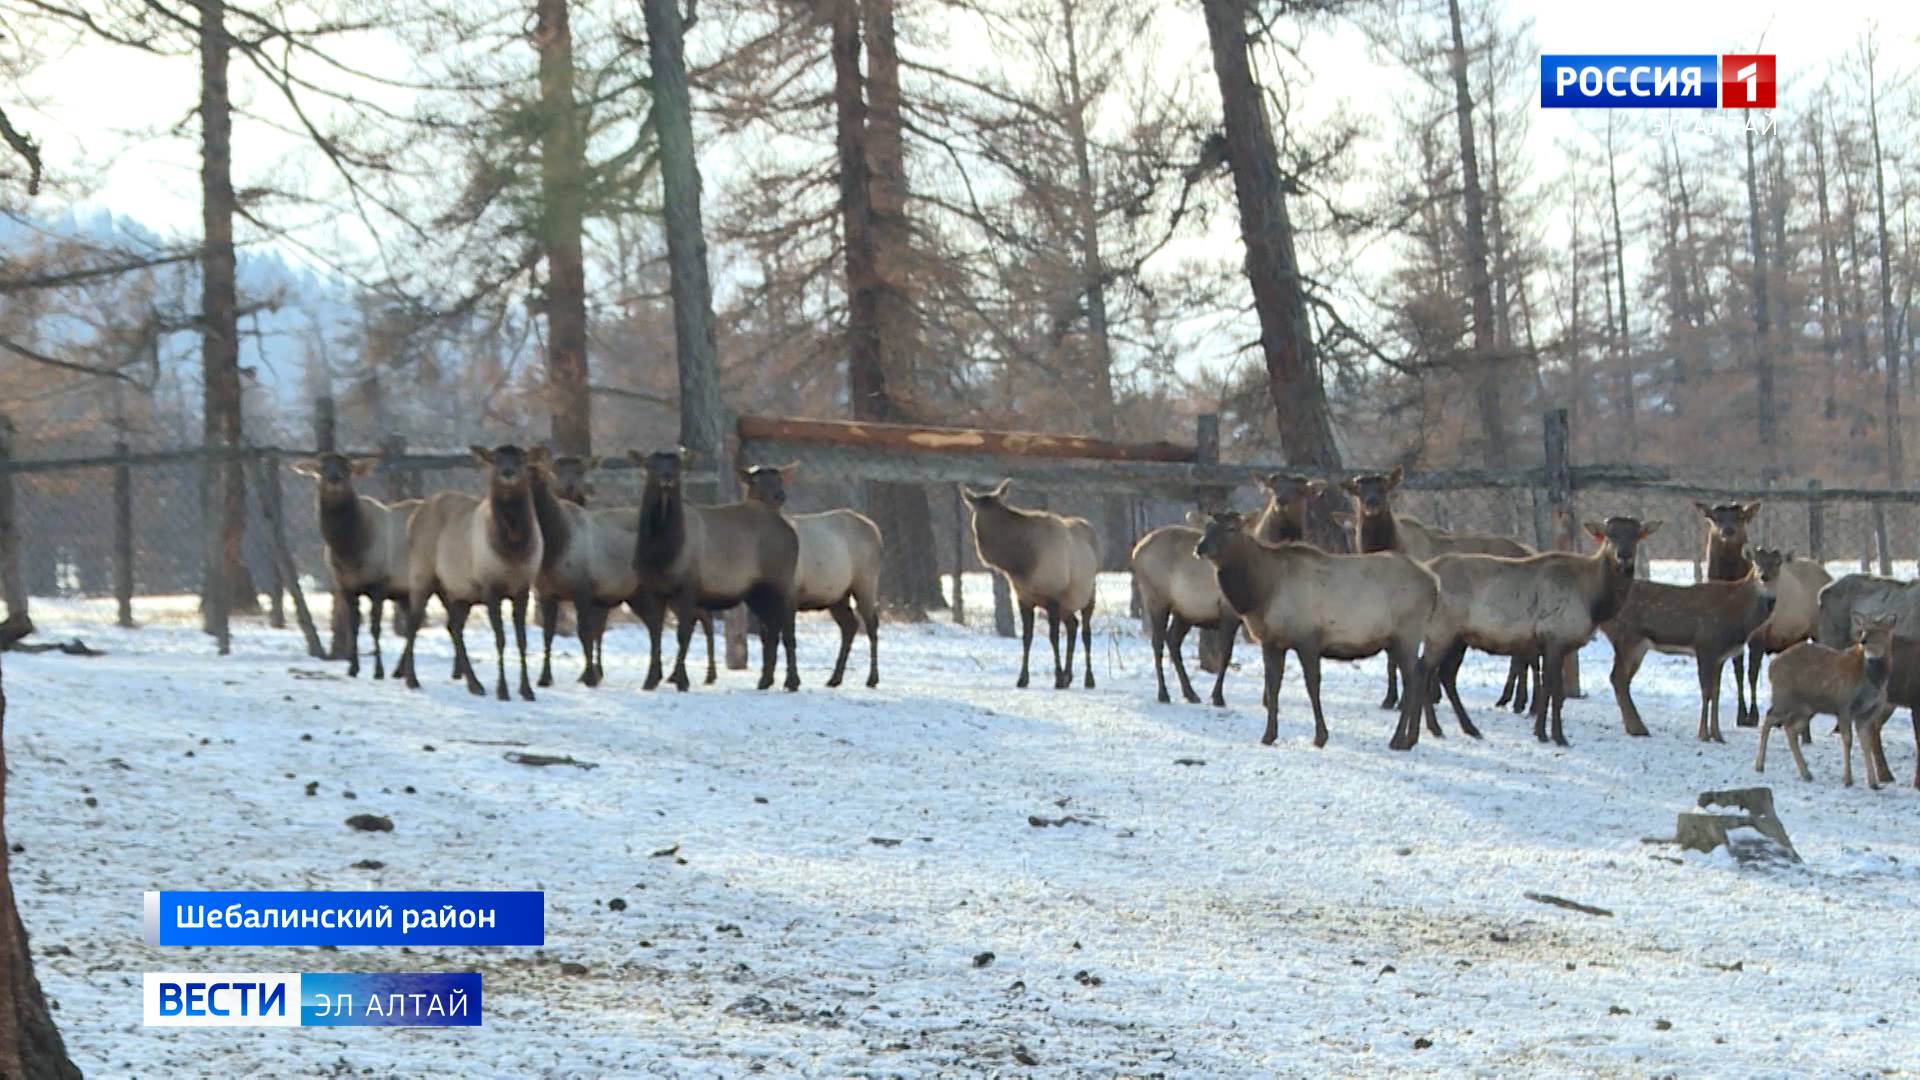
[
  {"xmin": 1446, "ymin": 0, "xmax": 1508, "ymax": 470},
  {"xmin": 1866, "ymin": 48, "xmax": 1903, "ymax": 486},
  {"xmin": 536, "ymin": 0, "xmax": 592, "ymax": 455},
  {"xmin": 1812, "ymin": 113, "xmax": 1842, "ymax": 419},
  {"xmin": 1567, "ymin": 211, "xmax": 1584, "ymax": 453},
  {"xmin": 1743, "ymin": 126, "xmax": 1776, "ymax": 466},
  {"xmin": 1604, "ymin": 114, "xmax": 1634, "ymax": 446},
  {"xmin": 0, "ymin": 617, "xmax": 82, "ymax": 1080},
  {"xmin": 643, "ymin": 0, "xmax": 728, "ymax": 476},
  {"xmin": 199, "ymin": 0, "xmax": 252, "ymax": 641},
  {"xmin": 1198, "ymin": 0, "xmax": 1340, "ymax": 474},
  {"xmin": 834, "ymin": 0, "xmax": 941, "ymax": 612}
]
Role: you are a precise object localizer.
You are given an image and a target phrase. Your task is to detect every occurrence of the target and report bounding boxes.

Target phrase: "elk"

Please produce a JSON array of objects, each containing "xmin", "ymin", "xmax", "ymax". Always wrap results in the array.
[
  {"xmin": 628, "ymin": 450, "xmax": 800, "ymax": 692},
  {"xmin": 1130, "ymin": 514, "xmax": 1238, "ymax": 706},
  {"xmin": 1741, "ymin": 549, "xmax": 1832, "ymax": 726},
  {"xmin": 291, "ymin": 453, "xmax": 419, "ymax": 680},
  {"xmin": 537, "ymin": 455, "xmax": 716, "ymax": 686},
  {"xmin": 1814, "ymin": 574, "xmax": 1920, "ymax": 649},
  {"xmin": 739, "ymin": 465, "xmax": 884, "ymax": 688},
  {"xmin": 1868, "ymin": 634, "xmax": 1920, "ymax": 789},
  {"xmin": 528, "ymin": 455, "xmax": 646, "ymax": 688},
  {"xmin": 1251, "ymin": 474, "xmax": 1324, "ymax": 544},
  {"xmin": 1192, "ymin": 511, "xmax": 1452, "ymax": 750},
  {"xmin": 1600, "ymin": 562, "xmax": 1777, "ymax": 742},
  {"xmin": 1425, "ymin": 517, "xmax": 1657, "ymax": 747},
  {"xmin": 1695, "ymin": 500, "xmax": 1763, "ymax": 724},
  {"xmin": 961, "ymin": 479, "xmax": 1099, "ymax": 690},
  {"xmin": 1757, "ymin": 614, "xmax": 1897, "ymax": 788},
  {"xmin": 395, "ymin": 445, "xmax": 544, "ymax": 701},
  {"xmin": 1338, "ymin": 466, "xmax": 1540, "ymax": 713}
]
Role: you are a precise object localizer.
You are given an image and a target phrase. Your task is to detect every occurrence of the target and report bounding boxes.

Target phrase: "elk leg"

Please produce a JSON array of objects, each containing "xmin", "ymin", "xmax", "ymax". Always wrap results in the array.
[
  {"xmin": 511, "ymin": 589, "xmax": 534, "ymax": 700},
  {"xmin": 1730, "ymin": 651, "xmax": 1749, "ymax": 731},
  {"xmin": 1080, "ymin": 601, "xmax": 1095, "ymax": 688},
  {"xmin": 482, "ymin": 588, "xmax": 509, "ymax": 701},
  {"xmin": 702, "ymin": 610, "xmax": 718, "ymax": 685},
  {"xmin": 1299, "ymin": 647, "xmax": 1329, "ymax": 748},
  {"xmin": 1494, "ymin": 655, "xmax": 1517, "ymax": 708},
  {"xmin": 444, "ymin": 599, "xmax": 483, "ymax": 696},
  {"xmin": 1839, "ymin": 714, "xmax": 1856, "ymax": 788},
  {"xmin": 1755, "ymin": 708, "xmax": 1778, "ymax": 774},
  {"xmin": 1017, "ymin": 604, "xmax": 1035, "ymax": 689},
  {"xmin": 1380, "ymin": 658, "xmax": 1400, "ymax": 712},
  {"xmin": 342, "ymin": 590, "xmax": 363, "ymax": 678},
  {"xmin": 537, "ymin": 592, "xmax": 560, "ymax": 688},
  {"xmin": 1389, "ymin": 643, "xmax": 1424, "ymax": 750},
  {"xmin": 1062, "ymin": 610, "xmax": 1080, "ymax": 688},
  {"xmin": 1208, "ymin": 619, "xmax": 1233, "ymax": 708},
  {"xmin": 856, "ymin": 590, "xmax": 880, "ymax": 688},
  {"xmin": 1444, "ymin": 649, "xmax": 1481, "ymax": 740},
  {"xmin": 578, "ymin": 601, "xmax": 604, "ymax": 686},
  {"xmin": 1911, "ymin": 709, "xmax": 1919, "ymax": 790},
  {"xmin": 1696, "ymin": 654, "xmax": 1725, "ymax": 743},
  {"xmin": 669, "ymin": 598, "xmax": 697, "ymax": 692},
  {"xmin": 1046, "ymin": 601, "xmax": 1067, "ymax": 689},
  {"xmin": 1548, "ymin": 643, "xmax": 1572, "ymax": 747},
  {"xmin": 1260, "ymin": 641, "xmax": 1286, "ymax": 746},
  {"xmin": 398, "ymin": 591, "xmax": 431, "ymax": 690},
  {"xmin": 1166, "ymin": 617, "xmax": 1201, "ymax": 704},
  {"xmin": 632, "ymin": 595, "xmax": 666, "ymax": 691},
  {"xmin": 825, "ymin": 600, "xmax": 858, "ymax": 688},
  {"xmin": 1535, "ymin": 643, "xmax": 1561, "ymax": 744},
  {"xmin": 781, "ymin": 603, "xmax": 800, "ymax": 692},
  {"xmin": 371, "ymin": 589, "xmax": 394, "ymax": 680},
  {"xmin": 1784, "ymin": 716, "xmax": 1814, "ymax": 782},
  {"xmin": 1148, "ymin": 606, "xmax": 1172, "ymax": 704},
  {"xmin": 1609, "ymin": 636, "xmax": 1652, "ymax": 737},
  {"xmin": 1514, "ymin": 654, "xmax": 1537, "ymax": 715}
]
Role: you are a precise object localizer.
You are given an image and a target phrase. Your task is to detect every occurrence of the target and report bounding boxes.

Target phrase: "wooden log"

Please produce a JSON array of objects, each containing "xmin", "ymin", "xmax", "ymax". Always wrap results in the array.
[
  {"xmin": 738, "ymin": 414, "xmax": 1197, "ymax": 463},
  {"xmin": 113, "ymin": 439, "xmax": 133, "ymax": 628}
]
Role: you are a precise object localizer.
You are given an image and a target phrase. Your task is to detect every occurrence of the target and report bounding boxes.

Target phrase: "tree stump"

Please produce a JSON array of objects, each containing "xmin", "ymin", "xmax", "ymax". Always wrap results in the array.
[{"xmin": 1677, "ymin": 786, "xmax": 1799, "ymax": 864}]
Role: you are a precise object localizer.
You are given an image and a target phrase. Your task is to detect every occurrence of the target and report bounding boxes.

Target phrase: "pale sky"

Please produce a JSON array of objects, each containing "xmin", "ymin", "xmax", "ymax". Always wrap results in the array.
[{"xmin": 8, "ymin": 1, "xmax": 1919, "ymax": 382}]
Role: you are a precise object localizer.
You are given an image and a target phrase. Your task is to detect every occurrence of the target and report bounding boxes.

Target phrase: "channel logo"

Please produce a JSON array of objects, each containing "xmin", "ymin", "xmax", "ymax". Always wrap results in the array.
[
  {"xmin": 143, "ymin": 972, "xmax": 481, "ymax": 1027},
  {"xmin": 1541, "ymin": 54, "xmax": 1775, "ymax": 109}
]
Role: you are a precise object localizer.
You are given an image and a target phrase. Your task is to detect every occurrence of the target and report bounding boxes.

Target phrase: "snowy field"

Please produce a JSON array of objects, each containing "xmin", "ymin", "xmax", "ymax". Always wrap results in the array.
[{"xmin": 7, "ymin": 567, "xmax": 1920, "ymax": 1078}]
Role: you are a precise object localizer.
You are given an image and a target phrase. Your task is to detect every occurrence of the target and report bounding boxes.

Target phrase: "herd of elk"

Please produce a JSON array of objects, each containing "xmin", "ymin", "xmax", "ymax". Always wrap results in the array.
[{"xmin": 296, "ymin": 450, "xmax": 1905, "ymax": 789}]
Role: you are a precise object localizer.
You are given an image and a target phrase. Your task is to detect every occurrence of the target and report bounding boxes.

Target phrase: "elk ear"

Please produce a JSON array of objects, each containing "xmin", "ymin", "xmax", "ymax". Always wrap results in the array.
[
  {"xmin": 1584, "ymin": 520, "xmax": 1606, "ymax": 542},
  {"xmin": 1640, "ymin": 520, "xmax": 1663, "ymax": 538},
  {"xmin": 1304, "ymin": 479, "xmax": 1327, "ymax": 497},
  {"xmin": 289, "ymin": 459, "xmax": 321, "ymax": 479},
  {"xmin": 1387, "ymin": 465, "xmax": 1404, "ymax": 489},
  {"xmin": 1693, "ymin": 500, "xmax": 1714, "ymax": 519},
  {"xmin": 735, "ymin": 466, "xmax": 754, "ymax": 483},
  {"xmin": 1330, "ymin": 510, "xmax": 1354, "ymax": 530},
  {"xmin": 1184, "ymin": 509, "xmax": 1207, "ymax": 528},
  {"xmin": 777, "ymin": 461, "xmax": 799, "ymax": 480},
  {"xmin": 1742, "ymin": 501, "xmax": 1762, "ymax": 520},
  {"xmin": 1339, "ymin": 477, "xmax": 1362, "ymax": 496},
  {"xmin": 470, "ymin": 445, "xmax": 494, "ymax": 465},
  {"xmin": 990, "ymin": 478, "xmax": 1013, "ymax": 499}
]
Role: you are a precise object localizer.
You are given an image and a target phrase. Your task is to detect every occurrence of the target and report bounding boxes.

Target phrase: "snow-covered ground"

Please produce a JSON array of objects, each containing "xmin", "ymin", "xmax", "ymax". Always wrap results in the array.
[{"xmin": 7, "ymin": 570, "xmax": 1920, "ymax": 1078}]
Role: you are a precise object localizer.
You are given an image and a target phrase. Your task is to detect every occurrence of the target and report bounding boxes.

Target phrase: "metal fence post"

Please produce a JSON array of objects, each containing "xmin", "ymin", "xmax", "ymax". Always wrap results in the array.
[
  {"xmin": 114, "ymin": 438, "xmax": 134, "ymax": 628},
  {"xmin": 1806, "ymin": 479, "xmax": 1824, "ymax": 565}
]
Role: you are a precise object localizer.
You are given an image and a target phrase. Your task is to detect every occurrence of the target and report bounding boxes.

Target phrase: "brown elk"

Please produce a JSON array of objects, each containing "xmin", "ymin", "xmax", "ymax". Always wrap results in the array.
[
  {"xmin": 628, "ymin": 450, "xmax": 800, "ymax": 692},
  {"xmin": 1694, "ymin": 501, "xmax": 1763, "ymax": 724},
  {"xmin": 1192, "ymin": 511, "xmax": 1453, "ymax": 750},
  {"xmin": 1251, "ymin": 474, "xmax": 1325, "ymax": 544},
  {"xmin": 1601, "ymin": 562, "xmax": 1777, "ymax": 742},
  {"xmin": 292, "ymin": 453, "xmax": 419, "ymax": 680},
  {"xmin": 1338, "ymin": 466, "xmax": 1540, "ymax": 713},
  {"xmin": 1741, "ymin": 549, "xmax": 1831, "ymax": 728},
  {"xmin": 1758, "ymin": 614, "xmax": 1897, "ymax": 788},
  {"xmin": 961, "ymin": 479, "xmax": 1100, "ymax": 690},
  {"xmin": 1130, "ymin": 516, "xmax": 1238, "ymax": 707},
  {"xmin": 396, "ymin": 445, "xmax": 544, "ymax": 701},
  {"xmin": 739, "ymin": 465, "xmax": 884, "ymax": 688},
  {"xmin": 1868, "ymin": 634, "xmax": 1920, "ymax": 789},
  {"xmin": 1424, "ymin": 517, "xmax": 1657, "ymax": 747}
]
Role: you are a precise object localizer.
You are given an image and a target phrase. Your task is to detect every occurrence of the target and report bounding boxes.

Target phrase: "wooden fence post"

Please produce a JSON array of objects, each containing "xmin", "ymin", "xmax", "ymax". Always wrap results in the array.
[
  {"xmin": 1874, "ymin": 501, "xmax": 1892, "ymax": 576},
  {"xmin": 950, "ymin": 486, "xmax": 966, "ymax": 626},
  {"xmin": 113, "ymin": 439, "xmax": 134, "ymax": 628},
  {"xmin": 262, "ymin": 450, "xmax": 285, "ymax": 628},
  {"xmin": 1543, "ymin": 409, "xmax": 1580, "ymax": 696},
  {"xmin": 313, "ymin": 396, "xmax": 349, "ymax": 657},
  {"xmin": 1193, "ymin": 414, "xmax": 1229, "ymax": 675},
  {"xmin": 380, "ymin": 435, "xmax": 410, "ymax": 502},
  {"xmin": 0, "ymin": 417, "xmax": 23, "ymax": 622},
  {"xmin": 991, "ymin": 562, "xmax": 1015, "ymax": 639},
  {"xmin": 1806, "ymin": 479, "xmax": 1824, "ymax": 565}
]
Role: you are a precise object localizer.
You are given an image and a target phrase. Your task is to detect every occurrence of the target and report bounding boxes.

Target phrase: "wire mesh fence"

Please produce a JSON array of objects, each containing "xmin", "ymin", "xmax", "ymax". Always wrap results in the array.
[{"xmin": 4, "ymin": 420, "xmax": 1917, "ymax": 643}]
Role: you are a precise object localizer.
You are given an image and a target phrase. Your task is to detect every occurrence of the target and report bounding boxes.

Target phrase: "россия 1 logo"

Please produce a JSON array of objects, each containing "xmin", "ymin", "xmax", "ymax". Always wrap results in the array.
[{"xmin": 1540, "ymin": 54, "xmax": 1775, "ymax": 108}]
